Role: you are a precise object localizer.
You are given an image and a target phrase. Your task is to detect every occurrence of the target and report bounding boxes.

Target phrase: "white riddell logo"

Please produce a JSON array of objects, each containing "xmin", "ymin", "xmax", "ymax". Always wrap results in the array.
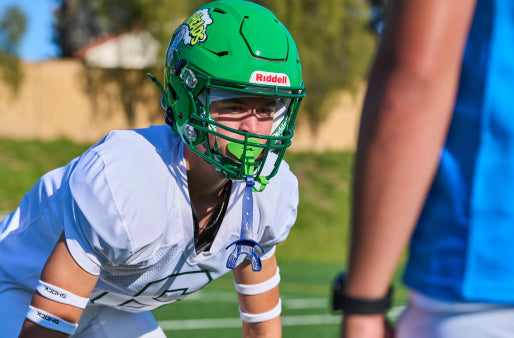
[{"xmin": 249, "ymin": 71, "xmax": 290, "ymax": 86}]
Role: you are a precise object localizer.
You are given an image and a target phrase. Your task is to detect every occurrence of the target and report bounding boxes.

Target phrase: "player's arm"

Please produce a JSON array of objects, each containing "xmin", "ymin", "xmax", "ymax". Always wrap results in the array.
[
  {"xmin": 19, "ymin": 232, "xmax": 98, "ymax": 337},
  {"xmin": 233, "ymin": 253, "xmax": 282, "ymax": 338},
  {"xmin": 343, "ymin": 0, "xmax": 476, "ymax": 337}
]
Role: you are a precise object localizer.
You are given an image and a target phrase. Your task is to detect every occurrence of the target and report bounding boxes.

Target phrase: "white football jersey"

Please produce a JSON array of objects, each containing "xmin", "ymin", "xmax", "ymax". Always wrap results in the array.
[{"xmin": 0, "ymin": 125, "xmax": 298, "ymax": 313}]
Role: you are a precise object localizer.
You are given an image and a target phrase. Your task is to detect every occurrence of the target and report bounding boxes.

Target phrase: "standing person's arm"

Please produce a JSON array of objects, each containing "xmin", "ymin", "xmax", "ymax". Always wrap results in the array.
[
  {"xmin": 19, "ymin": 233, "xmax": 99, "ymax": 337},
  {"xmin": 234, "ymin": 254, "xmax": 282, "ymax": 338},
  {"xmin": 342, "ymin": 0, "xmax": 476, "ymax": 336}
]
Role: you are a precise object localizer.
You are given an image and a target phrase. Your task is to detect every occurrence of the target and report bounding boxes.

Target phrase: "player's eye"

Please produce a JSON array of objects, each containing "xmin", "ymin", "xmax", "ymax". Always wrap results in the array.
[
  {"xmin": 256, "ymin": 107, "xmax": 274, "ymax": 117},
  {"xmin": 230, "ymin": 105, "xmax": 245, "ymax": 111},
  {"xmin": 219, "ymin": 102, "xmax": 244, "ymax": 110}
]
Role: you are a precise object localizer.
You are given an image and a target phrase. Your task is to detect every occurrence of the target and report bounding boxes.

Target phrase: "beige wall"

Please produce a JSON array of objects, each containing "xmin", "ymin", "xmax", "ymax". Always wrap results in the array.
[{"xmin": 0, "ymin": 60, "xmax": 363, "ymax": 151}]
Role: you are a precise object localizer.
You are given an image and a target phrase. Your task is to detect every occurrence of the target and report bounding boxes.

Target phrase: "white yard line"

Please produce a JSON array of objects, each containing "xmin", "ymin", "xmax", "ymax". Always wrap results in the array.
[
  {"xmin": 284, "ymin": 298, "xmax": 328, "ymax": 309},
  {"xmin": 158, "ymin": 314, "xmax": 341, "ymax": 330},
  {"xmin": 387, "ymin": 305, "xmax": 406, "ymax": 319},
  {"xmin": 158, "ymin": 306, "xmax": 405, "ymax": 330},
  {"xmin": 159, "ymin": 317, "xmax": 242, "ymax": 330},
  {"xmin": 159, "ymin": 291, "xmax": 405, "ymax": 331},
  {"xmin": 187, "ymin": 290, "xmax": 329, "ymax": 309}
]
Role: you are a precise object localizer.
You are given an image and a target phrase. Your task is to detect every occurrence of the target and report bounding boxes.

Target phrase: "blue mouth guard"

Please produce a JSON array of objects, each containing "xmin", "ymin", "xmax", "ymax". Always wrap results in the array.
[{"xmin": 225, "ymin": 139, "xmax": 266, "ymax": 272}]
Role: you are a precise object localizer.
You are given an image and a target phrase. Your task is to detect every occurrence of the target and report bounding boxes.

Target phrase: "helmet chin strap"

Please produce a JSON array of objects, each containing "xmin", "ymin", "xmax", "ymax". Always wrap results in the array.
[{"xmin": 225, "ymin": 139, "xmax": 267, "ymax": 272}]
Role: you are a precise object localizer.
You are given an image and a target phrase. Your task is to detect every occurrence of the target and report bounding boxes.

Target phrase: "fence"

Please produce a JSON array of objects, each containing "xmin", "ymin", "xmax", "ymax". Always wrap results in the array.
[{"xmin": 0, "ymin": 60, "xmax": 363, "ymax": 151}]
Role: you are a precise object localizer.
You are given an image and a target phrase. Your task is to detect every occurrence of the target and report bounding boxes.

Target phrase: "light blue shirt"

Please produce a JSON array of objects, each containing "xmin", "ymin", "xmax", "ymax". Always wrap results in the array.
[{"xmin": 404, "ymin": 0, "xmax": 514, "ymax": 304}]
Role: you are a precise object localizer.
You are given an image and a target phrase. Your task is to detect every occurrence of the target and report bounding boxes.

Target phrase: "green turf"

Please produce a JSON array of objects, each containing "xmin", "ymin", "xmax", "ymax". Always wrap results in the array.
[
  {"xmin": 0, "ymin": 138, "xmax": 91, "ymax": 210},
  {"xmin": 151, "ymin": 261, "xmax": 408, "ymax": 337},
  {"xmin": 281, "ymin": 151, "xmax": 354, "ymax": 264},
  {"xmin": 151, "ymin": 261, "xmax": 342, "ymax": 337}
]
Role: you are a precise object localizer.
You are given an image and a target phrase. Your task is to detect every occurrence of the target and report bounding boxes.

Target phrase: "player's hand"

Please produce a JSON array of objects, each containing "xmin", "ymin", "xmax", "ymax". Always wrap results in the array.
[{"xmin": 341, "ymin": 314, "xmax": 394, "ymax": 338}]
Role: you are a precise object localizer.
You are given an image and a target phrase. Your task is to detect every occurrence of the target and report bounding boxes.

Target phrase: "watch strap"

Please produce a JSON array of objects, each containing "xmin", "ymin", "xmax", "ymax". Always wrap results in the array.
[{"xmin": 331, "ymin": 272, "xmax": 393, "ymax": 314}]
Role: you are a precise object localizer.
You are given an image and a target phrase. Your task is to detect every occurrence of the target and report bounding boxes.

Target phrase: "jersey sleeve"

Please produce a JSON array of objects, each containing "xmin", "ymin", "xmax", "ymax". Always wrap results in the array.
[
  {"xmin": 63, "ymin": 130, "xmax": 180, "ymax": 275},
  {"xmin": 63, "ymin": 147, "xmax": 133, "ymax": 275}
]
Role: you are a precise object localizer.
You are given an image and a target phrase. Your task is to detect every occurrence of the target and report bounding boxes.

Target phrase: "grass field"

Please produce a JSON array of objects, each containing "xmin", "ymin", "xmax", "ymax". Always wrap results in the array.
[
  {"xmin": 152, "ymin": 262, "xmax": 342, "ymax": 337},
  {"xmin": 152, "ymin": 261, "xmax": 407, "ymax": 337},
  {"xmin": 0, "ymin": 137, "xmax": 408, "ymax": 334},
  {"xmin": 0, "ymin": 138, "xmax": 91, "ymax": 211}
]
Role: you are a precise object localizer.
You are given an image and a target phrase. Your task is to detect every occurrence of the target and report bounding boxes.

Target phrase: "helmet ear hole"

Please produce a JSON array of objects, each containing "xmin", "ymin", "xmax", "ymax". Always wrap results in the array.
[
  {"xmin": 172, "ymin": 59, "xmax": 186, "ymax": 75},
  {"xmin": 165, "ymin": 108, "xmax": 175, "ymax": 126},
  {"xmin": 168, "ymin": 83, "xmax": 179, "ymax": 101}
]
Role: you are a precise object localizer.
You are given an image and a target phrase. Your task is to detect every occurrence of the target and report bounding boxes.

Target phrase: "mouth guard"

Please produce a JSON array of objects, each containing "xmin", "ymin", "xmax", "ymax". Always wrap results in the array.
[
  {"xmin": 225, "ymin": 138, "xmax": 266, "ymax": 272},
  {"xmin": 227, "ymin": 138, "xmax": 261, "ymax": 174},
  {"xmin": 227, "ymin": 139, "xmax": 269, "ymax": 192}
]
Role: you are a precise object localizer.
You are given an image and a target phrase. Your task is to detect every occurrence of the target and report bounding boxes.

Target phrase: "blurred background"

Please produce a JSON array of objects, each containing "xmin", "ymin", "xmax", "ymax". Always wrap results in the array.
[
  {"xmin": 0, "ymin": 1, "xmax": 403, "ymax": 336},
  {"xmin": 0, "ymin": 0, "xmax": 385, "ymax": 146}
]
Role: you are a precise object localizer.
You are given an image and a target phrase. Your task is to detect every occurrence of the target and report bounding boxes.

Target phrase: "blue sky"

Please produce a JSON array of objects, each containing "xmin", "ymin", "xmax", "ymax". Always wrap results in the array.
[{"xmin": 0, "ymin": 0, "xmax": 59, "ymax": 61}]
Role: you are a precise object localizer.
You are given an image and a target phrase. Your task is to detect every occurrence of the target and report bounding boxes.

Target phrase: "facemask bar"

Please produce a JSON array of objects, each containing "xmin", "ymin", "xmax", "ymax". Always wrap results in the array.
[
  {"xmin": 190, "ymin": 115, "xmax": 280, "ymax": 182},
  {"xmin": 190, "ymin": 85, "xmax": 302, "ymax": 182},
  {"xmin": 149, "ymin": 63, "xmax": 305, "ymax": 182}
]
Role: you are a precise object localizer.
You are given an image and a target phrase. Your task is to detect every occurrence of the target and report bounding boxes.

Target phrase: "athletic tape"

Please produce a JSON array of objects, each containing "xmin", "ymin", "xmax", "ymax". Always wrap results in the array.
[
  {"xmin": 37, "ymin": 280, "xmax": 89, "ymax": 309},
  {"xmin": 26, "ymin": 305, "xmax": 78, "ymax": 335},
  {"xmin": 234, "ymin": 267, "xmax": 280, "ymax": 296},
  {"xmin": 239, "ymin": 298, "xmax": 282, "ymax": 323}
]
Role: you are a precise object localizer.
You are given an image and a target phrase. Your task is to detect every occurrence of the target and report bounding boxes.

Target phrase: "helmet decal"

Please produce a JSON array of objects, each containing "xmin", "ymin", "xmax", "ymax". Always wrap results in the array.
[
  {"xmin": 272, "ymin": 115, "xmax": 289, "ymax": 137},
  {"xmin": 165, "ymin": 9, "xmax": 213, "ymax": 68},
  {"xmin": 249, "ymin": 71, "xmax": 291, "ymax": 86},
  {"xmin": 183, "ymin": 9, "xmax": 213, "ymax": 46}
]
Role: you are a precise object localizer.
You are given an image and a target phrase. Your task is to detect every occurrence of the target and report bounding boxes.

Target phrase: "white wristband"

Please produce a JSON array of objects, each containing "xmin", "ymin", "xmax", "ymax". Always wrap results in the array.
[
  {"xmin": 26, "ymin": 305, "xmax": 78, "ymax": 335},
  {"xmin": 37, "ymin": 280, "xmax": 89, "ymax": 309},
  {"xmin": 239, "ymin": 298, "xmax": 282, "ymax": 323},
  {"xmin": 234, "ymin": 267, "xmax": 280, "ymax": 295}
]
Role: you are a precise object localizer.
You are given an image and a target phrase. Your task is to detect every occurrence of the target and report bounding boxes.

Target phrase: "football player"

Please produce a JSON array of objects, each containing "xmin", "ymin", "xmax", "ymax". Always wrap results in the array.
[{"xmin": 0, "ymin": 1, "xmax": 305, "ymax": 336}]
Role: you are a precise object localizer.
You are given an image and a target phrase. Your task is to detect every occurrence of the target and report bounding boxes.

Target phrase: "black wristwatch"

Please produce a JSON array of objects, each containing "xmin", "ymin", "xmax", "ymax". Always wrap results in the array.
[{"xmin": 331, "ymin": 272, "xmax": 393, "ymax": 314}]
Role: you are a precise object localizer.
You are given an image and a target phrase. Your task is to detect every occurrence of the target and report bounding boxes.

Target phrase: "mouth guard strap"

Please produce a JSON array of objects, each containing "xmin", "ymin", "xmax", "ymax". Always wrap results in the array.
[{"xmin": 226, "ymin": 175, "xmax": 264, "ymax": 272}]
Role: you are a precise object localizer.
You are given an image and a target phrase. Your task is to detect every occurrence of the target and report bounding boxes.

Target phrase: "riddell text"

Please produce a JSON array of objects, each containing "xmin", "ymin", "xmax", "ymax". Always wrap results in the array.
[{"xmin": 255, "ymin": 74, "xmax": 288, "ymax": 84}]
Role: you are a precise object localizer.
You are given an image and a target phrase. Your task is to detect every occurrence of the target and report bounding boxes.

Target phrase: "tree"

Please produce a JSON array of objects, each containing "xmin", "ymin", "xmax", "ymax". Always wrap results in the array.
[
  {"xmin": 52, "ymin": 0, "xmax": 378, "ymax": 130},
  {"xmin": 52, "ymin": 0, "xmax": 203, "ymax": 127},
  {"xmin": 0, "ymin": 5, "xmax": 27, "ymax": 94},
  {"xmin": 53, "ymin": 0, "xmax": 108, "ymax": 57},
  {"xmin": 53, "ymin": 0, "xmax": 202, "ymax": 58},
  {"xmin": 256, "ymin": 0, "xmax": 376, "ymax": 129}
]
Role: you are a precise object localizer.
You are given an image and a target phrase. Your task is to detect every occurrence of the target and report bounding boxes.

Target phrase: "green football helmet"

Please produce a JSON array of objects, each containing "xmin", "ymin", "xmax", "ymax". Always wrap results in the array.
[{"xmin": 151, "ymin": 0, "xmax": 305, "ymax": 186}]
